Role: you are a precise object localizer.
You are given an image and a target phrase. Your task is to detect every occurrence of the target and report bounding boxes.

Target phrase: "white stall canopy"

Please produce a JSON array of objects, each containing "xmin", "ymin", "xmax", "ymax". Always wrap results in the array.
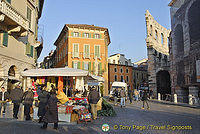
[{"xmin": 21, "ymin": 67, "xmax": 89, "ymax": 77}]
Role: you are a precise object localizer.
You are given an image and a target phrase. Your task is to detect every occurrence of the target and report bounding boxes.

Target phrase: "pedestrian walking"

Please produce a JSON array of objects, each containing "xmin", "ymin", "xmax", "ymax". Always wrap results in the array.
[
  {"xmin": 41, "ymin": 90, "xmax": 58, "ymax": 130},
  {"xmin": 128, "ymin": 89, "xmax": 133, "ymax": 104},
  {"xmin": 120, "ymin": 88, "xmax": 126, "ymax": 108},
  {"xmin": 0, "ymin": 87, "xmax": 10, "ymax": 114},
  {"xmin": 141, "ymin": 90, "xmax": 150, "ymax": 109},
  {"xmin": 10, "ymin": 85, "xmax": 23, "ymax": 119},
  {"xmin": 38, "ymin": 86, "xmax": 50, "ymax": 123},
  {"xmin": 114, "ymin": 88, "xmax": 119, "ymax": 106},
  {"xmin": 22, "ymin": 88, "xmax": 34, "ymax": 120},
  {"xmin": 88, "ymin": 86, "xmax": 100, "ymax": 120},
  {"xmin": 134, "ymin": 89, "xmax": 139, "ymax": 101}
]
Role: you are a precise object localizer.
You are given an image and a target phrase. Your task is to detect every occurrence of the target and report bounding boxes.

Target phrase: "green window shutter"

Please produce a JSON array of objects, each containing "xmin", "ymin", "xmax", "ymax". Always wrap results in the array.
[
  {"xmin": 87, "ymin": 45, "xmax": 89, "ymax": 58},
  {"xmin": 104, "ymin": 63, "xmax": 107, "ymax": 72},
  {"xmin": 82, "ymin": 32, "xmax": 84, "ymax": 37},
  {"xmin": 77, "ymin": 62, "xmax": 81, "ymax": 69},
  {"xmin": 6, "ymin": 0, "xmax": 11, "ymax": 4},
  {"xmin": 30, "ymin": 46, "xmax": 34, "ymax": 57},
  {"xmin": 89, "ymin": 62, "xmax": 91, "ymax": 72},
  {"xmin": 99, "ymin": 63, "xmax": 102, "ymax": 75},
  {"xmin": 94, "ymin": 46, "xmax": 97, "ymax": 57},
  {"xmin": 82, "ymin": 62, "xmax": 84, "ymax": 70},
  {"xmin": 72, "ymin": 61, "xmax": 74, "ymax": 68},
  {"xmin": 3, "ymin": 32, "xmax": 8, "ymax": 47},
  {"xmin": 93, "ymin": 33, "xmax": 95, "ymax": 38},
  {"xmin": 99, "ymin": 34, "xmax": 101, "ymax": 39},
  {"xmin": 71, "ymin": 32, "xmax": 73, "ymax": 37},
  {"xmin": 89, "ymin": 33, "xmax": 91, "ymax": 38},
  {"xmin": 26, "ymin": 43, "xmax": 31, "ymax": 55}
]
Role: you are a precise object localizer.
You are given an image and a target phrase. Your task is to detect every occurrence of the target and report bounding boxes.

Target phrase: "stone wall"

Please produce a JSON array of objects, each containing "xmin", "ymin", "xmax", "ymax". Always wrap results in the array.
[
  {"xmin": 145, "ymin": 10, "xmax": 171, "ymax": 98},
  {"xmin": 169, "ymin": 0, "xmax": 200, "ymax": 103}
]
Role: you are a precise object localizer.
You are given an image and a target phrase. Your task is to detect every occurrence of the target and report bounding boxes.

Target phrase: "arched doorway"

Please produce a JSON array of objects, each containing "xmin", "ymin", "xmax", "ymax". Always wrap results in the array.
[
  {"xmin": 156, "ymin": 70, "xmax": 171, "ymax": 100},
  {"xmin": 188, "ymin": 0, "xmax": 200, "ymax": 44}
]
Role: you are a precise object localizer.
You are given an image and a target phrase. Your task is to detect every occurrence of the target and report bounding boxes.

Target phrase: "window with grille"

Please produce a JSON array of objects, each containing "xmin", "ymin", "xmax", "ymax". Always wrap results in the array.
[
  {"xmin": 114, "ymin": 68, "xmax": 117, "ymax": 72},
  {"xmin": 115, "ymin": 75, "xmax": 117, "ymax": 81},
  {"xmin": 126, "ymin": 69, "xmax": 128, "ymax": 73},
  {"xmin": 121, "ymin": 76, "xmax": 123, "ymax": 82}
]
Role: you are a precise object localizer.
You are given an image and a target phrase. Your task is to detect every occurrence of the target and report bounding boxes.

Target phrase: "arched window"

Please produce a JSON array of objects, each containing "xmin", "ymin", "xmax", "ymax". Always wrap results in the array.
[
  {"xmin": 150, "ymin": 25, "xmax": 153, "ymax": 36},
  {"xmin": 115, "ymin": 75, "xmax": 117, "ymax": 81},
  {"xmin": 155, "ymin": 30, "xmax": 158, "ymax": 40},
  {"xmin": 188, "ymin": 0, "xmax": 200, "ymax": 44},
  {"xmin": 161, "ymin": 33, "xmax": 164, "ymax": 44},
  {"xmin": 174, "ymin": 24, "xmax": 184, "ymax": 56}
]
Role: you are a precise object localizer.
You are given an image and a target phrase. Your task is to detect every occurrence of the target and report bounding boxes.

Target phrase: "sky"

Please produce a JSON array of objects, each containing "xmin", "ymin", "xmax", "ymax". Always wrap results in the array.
[{"xmin": 38, "ymin": 0, "xmax": 171, "ymax": 63}]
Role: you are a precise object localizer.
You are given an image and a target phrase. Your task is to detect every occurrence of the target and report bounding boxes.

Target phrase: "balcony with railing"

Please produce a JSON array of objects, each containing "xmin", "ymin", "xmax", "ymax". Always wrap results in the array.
[{"xmin": 0, "ymin": 0, "xmax": 29, "ymax": 32}]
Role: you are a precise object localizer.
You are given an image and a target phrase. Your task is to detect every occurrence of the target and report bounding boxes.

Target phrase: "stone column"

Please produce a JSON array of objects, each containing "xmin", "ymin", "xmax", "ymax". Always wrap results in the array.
[
  {"xmin": 2, "ymin": 75, "xmax": 8, "ymax": 91},
  {"xmin": 174, "ymin": 94, "xmax": 177, "ymax": 103},
  {"xmin": 23, "ymin": 77, "xmax": 27, "ymax": 92},
  {"xmin": 27, "ymin": 77, "xmax": 32, "ymax": 88},
  {"xmin": 158, "ymin": 93, "xmax": 161, "ymax": 101}
]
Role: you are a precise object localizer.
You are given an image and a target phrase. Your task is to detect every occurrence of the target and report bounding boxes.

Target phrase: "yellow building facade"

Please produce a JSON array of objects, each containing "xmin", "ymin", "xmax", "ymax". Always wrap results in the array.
[{"xmin": 54, "ymin": 24, "xmax": 111, "ymax": 95}]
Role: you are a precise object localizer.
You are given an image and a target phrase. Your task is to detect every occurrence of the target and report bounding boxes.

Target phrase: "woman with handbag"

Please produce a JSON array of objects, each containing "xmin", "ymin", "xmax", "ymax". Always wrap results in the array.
[{"xmin": 22, "ymin": 88, "xmax": 34, "ymax": 120}]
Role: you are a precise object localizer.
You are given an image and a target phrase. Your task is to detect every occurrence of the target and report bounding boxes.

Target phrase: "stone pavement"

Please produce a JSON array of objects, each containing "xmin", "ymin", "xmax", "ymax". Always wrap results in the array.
[
  {"xmin": 149, "ymin": 99, "xmax": 200, "ymax": 109},
  {"xmin": 0, "ymin": 101, "xmax": 199, "ymax": 134}
]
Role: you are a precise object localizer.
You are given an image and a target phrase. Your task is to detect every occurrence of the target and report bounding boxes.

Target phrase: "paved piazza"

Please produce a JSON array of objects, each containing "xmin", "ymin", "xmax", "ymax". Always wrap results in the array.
[{"xmin": 0, "ymin": 101, "xmax": 199, "ymax": 134}]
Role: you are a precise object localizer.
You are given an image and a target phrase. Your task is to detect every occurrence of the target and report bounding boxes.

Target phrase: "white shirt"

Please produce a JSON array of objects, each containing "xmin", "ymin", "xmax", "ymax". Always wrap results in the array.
[{"xmin": 2, "ymin": 92, "xmax": 5, "ymax": 101}]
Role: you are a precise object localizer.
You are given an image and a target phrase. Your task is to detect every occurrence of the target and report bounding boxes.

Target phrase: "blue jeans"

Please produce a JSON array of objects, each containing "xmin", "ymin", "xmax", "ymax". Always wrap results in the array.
[
  {"xmin": 120, "ymin": 97, "xmax": 125, "ymax": 106},
  {"xmin": 135, "ymin": 95, "xmax": 139, "ymax": 101}
]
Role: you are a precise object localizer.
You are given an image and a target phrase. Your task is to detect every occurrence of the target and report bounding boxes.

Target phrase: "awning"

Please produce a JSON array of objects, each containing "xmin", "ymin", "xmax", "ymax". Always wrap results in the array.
[
  {"xmin": 89, "ymin": 74, "xmax": 104, "ymax": 82},
  {"xmin": 21, "ymin": 67, "xmax": 89, "ymax": 77}
]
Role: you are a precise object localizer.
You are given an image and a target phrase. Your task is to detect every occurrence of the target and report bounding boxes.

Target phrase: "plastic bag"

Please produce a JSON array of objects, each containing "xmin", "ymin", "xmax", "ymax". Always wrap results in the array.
[{"xmin": 56, "ymin": 91, "xmax": 69, "ymax": 104}]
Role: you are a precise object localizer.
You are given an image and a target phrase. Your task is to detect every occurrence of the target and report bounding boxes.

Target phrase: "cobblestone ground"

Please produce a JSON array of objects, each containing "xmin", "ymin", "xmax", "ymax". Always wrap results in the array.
[{"xmin": 0, "ymin": 100, "xmax": 199, "ymax": 134}]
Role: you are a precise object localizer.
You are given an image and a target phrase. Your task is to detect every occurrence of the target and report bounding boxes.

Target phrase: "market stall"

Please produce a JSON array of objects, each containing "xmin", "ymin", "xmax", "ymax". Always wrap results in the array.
[{"xmin": 21, "ymin": 67, "xmax": 101, "ymax": 123}]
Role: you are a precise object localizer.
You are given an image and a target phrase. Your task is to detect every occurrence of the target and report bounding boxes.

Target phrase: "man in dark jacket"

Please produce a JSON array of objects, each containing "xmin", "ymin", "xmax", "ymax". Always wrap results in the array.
[
  {"xmin": 0, "ymin": 87, "xmax": 10, "ymax": 114},
  {"xmin": 41, "ymin": 90, "xmax": 58, "ymax": 129},
  {"xmin": 10, "ymin": 85, "xmax": 23, "ymax": 119},
  {"xmin": 37, "ymin": 87, "xmax": 50, "ymax": 123},
  {"xmin": 141, "ymin": 90, "xmax": 150, "ymax": 109},
  {"xmin": 88, "ymin": 86, "xmax": 100, "ymax": 120},
  {"xmin": 22, "ymin": 88, "xmax": 34, "ymax": 120}
]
